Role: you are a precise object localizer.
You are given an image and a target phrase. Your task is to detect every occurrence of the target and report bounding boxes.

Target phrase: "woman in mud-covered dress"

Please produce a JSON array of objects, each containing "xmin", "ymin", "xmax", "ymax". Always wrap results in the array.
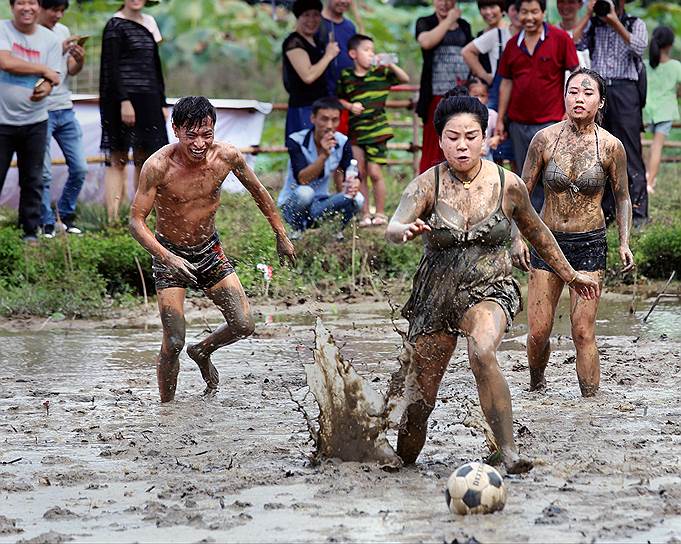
[
  {"xmin": 385, "ymin": 92, "xmax": 600, "ymax": 473},
  {"xmin": 512, "ymin": 68, "xmax": 634, "ymax": 397},
  {"xmin": 99, "ymin": 0, "xmax": 169, "ymax": 224}
]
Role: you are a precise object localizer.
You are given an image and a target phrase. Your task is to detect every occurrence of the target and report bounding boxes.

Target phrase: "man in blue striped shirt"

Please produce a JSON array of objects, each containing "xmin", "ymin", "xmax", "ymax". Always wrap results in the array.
[{"xmin": 574, "ymin": 0, "xmax": 648, "ymax": 226}]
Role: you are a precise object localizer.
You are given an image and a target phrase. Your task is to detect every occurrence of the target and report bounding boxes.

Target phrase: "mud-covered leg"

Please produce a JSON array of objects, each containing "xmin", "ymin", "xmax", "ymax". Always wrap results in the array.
[
  {"xmin": 527, "ymin": 268, "xmax": 564, "ymax": 391},
  {"xmin": 156, "ymin": 287, "xmax": 187, "ymax": 402},
  {"xmin": 394, "ymin": 332, "xmax": 456, "ymax": 464},
  {"xmin": 569, "ymin": 271, "xmax": 603, "ymax": 397},
  {"xmin": 186, "ymin": 274, "xmax": 255, "ymax": 395},
  {"xmin": 461, "ymin": 301, "xmax": 533, "ymax": 474}
]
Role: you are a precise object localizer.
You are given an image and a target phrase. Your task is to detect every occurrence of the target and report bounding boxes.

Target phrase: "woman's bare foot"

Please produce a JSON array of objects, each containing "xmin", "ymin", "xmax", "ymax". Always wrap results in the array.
[
  {"xmin": 501, "ymin": 449, "xmax": 534, "ymax": 474},
  {"xmin": 529, "ymin": 368, "xmax": 547, "ymax": 392},
  {"xmin": 578, "ymin": 380, "xmax": 599, "ymax": 397},
  {"xmin": 187, "ymin": 344, "xmax": 219, "ymax": 393}
]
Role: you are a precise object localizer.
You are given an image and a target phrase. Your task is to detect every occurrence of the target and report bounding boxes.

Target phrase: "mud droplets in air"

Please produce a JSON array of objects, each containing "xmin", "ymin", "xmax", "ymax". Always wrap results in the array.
[{"xmin": 303, "ymin": 319, "xmax": 401, "ymax": 467}]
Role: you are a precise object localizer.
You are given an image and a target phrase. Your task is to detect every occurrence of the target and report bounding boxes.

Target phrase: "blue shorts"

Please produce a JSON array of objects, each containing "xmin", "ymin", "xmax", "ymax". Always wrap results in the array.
[{"xmin": 647, "ymin": 120, "xmax": 672, "ymax": 136}]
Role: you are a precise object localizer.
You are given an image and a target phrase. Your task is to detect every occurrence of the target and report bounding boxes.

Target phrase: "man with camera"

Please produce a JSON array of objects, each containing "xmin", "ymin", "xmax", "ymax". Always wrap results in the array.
[{"xmin": 573, "ymin": 0, "xmax": 648, "ymax": 226}]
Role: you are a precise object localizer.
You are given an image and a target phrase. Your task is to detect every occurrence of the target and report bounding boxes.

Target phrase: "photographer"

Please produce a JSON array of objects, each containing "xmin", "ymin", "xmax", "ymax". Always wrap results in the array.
[{"xmin": 573, "ymin": 0, "xmax": 648, "ymax": 226}]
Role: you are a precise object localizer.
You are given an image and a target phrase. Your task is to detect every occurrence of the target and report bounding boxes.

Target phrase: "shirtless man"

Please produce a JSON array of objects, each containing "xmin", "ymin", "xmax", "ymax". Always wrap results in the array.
[{"xmin": 130, "ymin": 96, "xmax": 296, "ymax": 402}]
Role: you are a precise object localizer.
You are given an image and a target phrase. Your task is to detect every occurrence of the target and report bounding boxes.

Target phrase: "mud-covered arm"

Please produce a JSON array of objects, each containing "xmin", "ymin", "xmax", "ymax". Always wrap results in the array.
[
  {"xmin": 230, "ymin": 148, "xmax": 296, "ymax": 266},
  {"xmin": 385, "ymin": 176, "xmax": 433, "ymax": 244},
  {"xmin": 129, "ymin": 159, "xmax": 172, "ymax": 262},
  {"xmin": 508, "ymin": 134, "xmax": 546, "ymax": 270},
  {"xmin": 609, "ymin": 138, "xmax": 634, "ymax": 271},
  {"xmin": 521, "ymin": 130, "xmax": 546, "ymax": 197}
]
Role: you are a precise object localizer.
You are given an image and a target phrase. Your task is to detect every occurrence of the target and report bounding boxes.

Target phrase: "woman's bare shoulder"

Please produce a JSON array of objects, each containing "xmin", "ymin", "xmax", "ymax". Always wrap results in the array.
[{"xmin": 597, "ymin": 125, "xmax": 625, "ymax": 156}]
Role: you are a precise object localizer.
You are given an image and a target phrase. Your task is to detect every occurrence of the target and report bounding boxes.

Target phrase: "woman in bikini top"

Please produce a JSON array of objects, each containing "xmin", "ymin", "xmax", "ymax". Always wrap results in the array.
[{"xmin": 512, "ymin": 68, "xmax": 634, "ymax": 399}]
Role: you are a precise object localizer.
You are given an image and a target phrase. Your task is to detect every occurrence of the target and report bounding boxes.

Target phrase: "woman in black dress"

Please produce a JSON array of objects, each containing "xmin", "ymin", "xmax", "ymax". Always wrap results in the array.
[
  {"xmin": 385, "ymin": 94, "xmax": 599, "ymax": 472},
  {"xmin": 99, "ymin": 0, "xmax": 168, "ymax": 224},
  {"xmin": 282, "ymin": 0, "xmax": 339, "ymax": 138}
]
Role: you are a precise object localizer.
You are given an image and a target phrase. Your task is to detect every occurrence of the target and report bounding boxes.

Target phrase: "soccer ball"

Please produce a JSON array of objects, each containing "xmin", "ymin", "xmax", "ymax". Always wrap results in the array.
[{"xmin": 445, "ymin": 462, "xmax": 507, "ymax": 515}]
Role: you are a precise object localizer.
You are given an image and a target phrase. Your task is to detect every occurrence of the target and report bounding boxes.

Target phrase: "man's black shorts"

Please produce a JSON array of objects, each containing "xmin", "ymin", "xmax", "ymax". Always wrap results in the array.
[{"xmin": 152, "ymin": 232, "xmax": 234, "ymax": 291}]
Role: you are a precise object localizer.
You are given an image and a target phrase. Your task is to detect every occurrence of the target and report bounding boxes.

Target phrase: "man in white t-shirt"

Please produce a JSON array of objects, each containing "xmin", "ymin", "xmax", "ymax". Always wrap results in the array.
[
  {"xmin": 462, "ymin": 0, "xmax": 521, "ymax": 110},
  {"xmin": 0, "ymin": 0, "xmax": 61, "ymax": 242},
  {"xmin": 38, "ymin": 0, "xmax": 87, "ymax": 238}
]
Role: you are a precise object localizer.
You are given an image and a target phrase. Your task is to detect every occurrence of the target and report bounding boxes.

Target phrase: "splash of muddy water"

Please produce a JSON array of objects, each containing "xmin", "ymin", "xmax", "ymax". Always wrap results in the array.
[
  {"xmin": 304, "ymin": 318, "xmax": 499, "ymax": 467},
  {"xmin": 304, "ymin": 319, "xmax": 401, "ymax": 467}
]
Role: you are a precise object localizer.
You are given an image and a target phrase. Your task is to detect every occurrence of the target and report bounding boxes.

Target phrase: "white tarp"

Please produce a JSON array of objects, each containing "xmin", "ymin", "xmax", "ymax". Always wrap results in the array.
[{"xmin": 0, "ymin": 95, "xmax": 272, "ymax": 208}]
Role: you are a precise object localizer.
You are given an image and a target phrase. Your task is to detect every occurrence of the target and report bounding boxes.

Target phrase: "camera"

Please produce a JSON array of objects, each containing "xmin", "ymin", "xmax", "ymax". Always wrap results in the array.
[{"xmin": 593, "ymin": 0, "xmax": 613, "ymax": 17}]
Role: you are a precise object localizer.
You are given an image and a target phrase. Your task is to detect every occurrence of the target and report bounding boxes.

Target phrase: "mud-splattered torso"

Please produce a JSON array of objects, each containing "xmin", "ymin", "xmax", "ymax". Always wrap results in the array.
[
  {"xmin": 539, "ymin": 122, "xmax": 611, "ymax": 232},
  {"xmin": 402, "ymin": 163, "xmax": 521, "ymax": 341}
]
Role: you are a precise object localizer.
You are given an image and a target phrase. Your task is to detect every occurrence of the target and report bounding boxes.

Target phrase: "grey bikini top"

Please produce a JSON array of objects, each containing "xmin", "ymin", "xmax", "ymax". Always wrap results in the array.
[
  {"xmin": 426, "ymin": 162, "xmax": 511, "ymax": 249},
  {"xmin": 543, "ymin": 124, "xmax": 608, "ymax": 197}
]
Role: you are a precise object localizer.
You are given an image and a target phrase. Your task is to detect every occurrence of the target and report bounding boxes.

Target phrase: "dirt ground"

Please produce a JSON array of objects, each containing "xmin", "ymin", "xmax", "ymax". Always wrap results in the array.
[{"xmin": 1, "ymin": 297, "xmax": 680, "ymax": 543}]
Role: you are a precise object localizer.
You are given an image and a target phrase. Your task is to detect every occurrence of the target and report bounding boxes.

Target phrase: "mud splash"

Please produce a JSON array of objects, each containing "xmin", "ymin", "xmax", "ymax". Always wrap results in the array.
[{"xmin": 304, "ymin": 319, "xmax": 401, "ymax": 467}]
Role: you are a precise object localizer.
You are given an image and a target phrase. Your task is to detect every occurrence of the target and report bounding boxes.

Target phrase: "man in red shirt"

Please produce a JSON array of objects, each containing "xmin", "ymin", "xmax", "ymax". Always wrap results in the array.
[{"xmin": 495, "ymin": 0, "xmax": 578, "ymax": 210}]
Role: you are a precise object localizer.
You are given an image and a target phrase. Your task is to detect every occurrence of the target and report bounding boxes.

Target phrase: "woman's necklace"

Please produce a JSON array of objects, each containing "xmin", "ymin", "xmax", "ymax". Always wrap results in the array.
[{"xmin": 448, "ymin": 160, "xmax": 483, "ymax": 190}]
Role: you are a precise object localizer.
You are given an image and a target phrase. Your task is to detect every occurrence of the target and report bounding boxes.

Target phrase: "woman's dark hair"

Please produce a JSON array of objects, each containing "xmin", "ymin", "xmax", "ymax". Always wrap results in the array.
[
  {"xmin": 649, "ymin": 26, "xmax": 675, "ymax": 69},
  {"xmin": 434, "ymin": 88, "xmax": 489, "ymax": 137},
  {"xmin": 171, "ymin": 96, "xmax": 217, "ymax": 131},
  {"xmin": 514, "ymin": 0, "xmax": 546, "ymax": 11},
  {"xmin": 41, "ymin": 0, "xmax": 68, "ymax": 9},
  {"xmin": 477, "ymin": 0, "xmax": 505, "ymax": 11},
  {"xmin": 565, "ymin": 68, "xmax": 607, "ymax": 125},
  {"xmin": 466, "ymin": 76, "xmax": 489, "ymax": 90},
  {"xmin": 292, "ymin": 0, "xmax": 322, "ymax": 18},
  {"xmin": 10, "ymin": 0, "xmax": 43, "ymax": 5}
]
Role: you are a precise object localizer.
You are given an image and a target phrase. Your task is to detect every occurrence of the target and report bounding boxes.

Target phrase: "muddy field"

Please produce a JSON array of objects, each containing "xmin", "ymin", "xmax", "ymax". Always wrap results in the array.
[{"xmin": 1, "ymin": 296, "xmax": 680, "ymax": 543}]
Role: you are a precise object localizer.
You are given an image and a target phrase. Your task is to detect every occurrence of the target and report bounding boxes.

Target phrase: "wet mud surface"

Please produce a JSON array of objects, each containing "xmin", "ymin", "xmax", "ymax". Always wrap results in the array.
[{"xmin": 1, "ymin": 297, "xmax": 681, "ymax": 543}]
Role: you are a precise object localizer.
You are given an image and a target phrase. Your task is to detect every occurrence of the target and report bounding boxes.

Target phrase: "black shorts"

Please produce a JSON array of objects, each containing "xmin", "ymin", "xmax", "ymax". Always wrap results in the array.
[
  {"xmin": 152, "ymin": 232, "xmax": 234, "ymax": 291},
  {"xmin": 530, "ymin": 227, "xmax": 607, "ymax": 273}
]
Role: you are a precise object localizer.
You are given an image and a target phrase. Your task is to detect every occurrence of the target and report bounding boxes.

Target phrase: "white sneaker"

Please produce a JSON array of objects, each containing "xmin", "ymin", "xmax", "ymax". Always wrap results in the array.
[{"xmin": 42, "ymin": 225, "xmax": 56, "ymax": 239}]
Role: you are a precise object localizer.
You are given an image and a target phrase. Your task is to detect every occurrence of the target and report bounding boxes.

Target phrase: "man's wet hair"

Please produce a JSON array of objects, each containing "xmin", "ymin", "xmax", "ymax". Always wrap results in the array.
[
  {"xmin": 172, "ymin": 96, "xmax": 217, "ymax": 131},
  {"xmin": 514, "ymin": 0, "xmax": 546, "ymax": 11},
  {"xmin": 565, "ymin": 67, "xmax": 607, "ymax": 124},
  {"xmin": 41, "ymin": 0, "xmax": 68, "ymax": 9},
  {"xmin": 434, "ymin": 87, "xmax": 489, "ymax": 137},
  {"xmin": 311, "ymin": 97, "xmax": 343, "ymax": 114},
  {"xmin": 477, "ymin": 0, "xmax": 505, "ymax": 11},
  {"xmin": 348, "ymin": 33, "xmax": 373, "ymax": 52}
]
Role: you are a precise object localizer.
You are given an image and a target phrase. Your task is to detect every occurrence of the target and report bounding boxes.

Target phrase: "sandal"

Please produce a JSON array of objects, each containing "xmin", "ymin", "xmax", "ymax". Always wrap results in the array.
[
  {"xmin": 359, "ymin": 215, "xmax": 373, "ymax": 228},
  {"xmin": 371, "ymin": 213, "xmax": 388, "ymax": 226}
]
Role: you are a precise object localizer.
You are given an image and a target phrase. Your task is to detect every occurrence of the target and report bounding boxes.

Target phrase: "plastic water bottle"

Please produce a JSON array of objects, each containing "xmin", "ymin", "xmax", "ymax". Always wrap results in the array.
[{"xmin": 344, "ymin": 159, "xmax": 359, "ymax": 199}]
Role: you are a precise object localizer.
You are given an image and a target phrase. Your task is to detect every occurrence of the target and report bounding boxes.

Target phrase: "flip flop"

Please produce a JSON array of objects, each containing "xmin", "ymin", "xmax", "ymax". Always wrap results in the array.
[
  {"xmin": 359, "ymin": 216, "xmax": 373, "ymax": 228},
  {"xmin": 371, "ymin": 214, "xmax": 388, "ymax": 226}
]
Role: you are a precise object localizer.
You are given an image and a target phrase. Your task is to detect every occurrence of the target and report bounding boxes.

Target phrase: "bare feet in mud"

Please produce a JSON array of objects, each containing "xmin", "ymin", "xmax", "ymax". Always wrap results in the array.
[
  {"xmin": 529, "ymin": 368, "xmax": 547, "ymax": 392},
  {"xmin": 579, "ymin": 381, "xmax": 599, "ymax": 397},
  {"xmin": 502, "ymin": 449, "xmax": 534, "ymax": 474},
  {"xmin": 187, "ymin": 344, "xmax": 219, "ymax": 394}
]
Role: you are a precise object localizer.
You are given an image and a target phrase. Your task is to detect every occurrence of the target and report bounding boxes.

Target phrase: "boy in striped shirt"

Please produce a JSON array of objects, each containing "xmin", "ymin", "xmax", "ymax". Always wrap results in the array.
[{"xmin": 337, "ymin": 34, "xmax": 409, "ymax": 227}]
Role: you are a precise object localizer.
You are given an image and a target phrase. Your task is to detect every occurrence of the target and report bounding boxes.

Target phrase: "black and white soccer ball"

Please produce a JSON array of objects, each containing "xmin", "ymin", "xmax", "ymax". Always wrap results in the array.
[{"xmin": 445, "ymin": 462, "xmax": 507, "ymax": 515}]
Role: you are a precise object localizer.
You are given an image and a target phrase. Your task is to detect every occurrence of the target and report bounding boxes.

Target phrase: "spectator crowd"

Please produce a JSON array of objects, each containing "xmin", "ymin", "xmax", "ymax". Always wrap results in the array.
[{"xmin": 0, "ymin": 0, "xmax": 678, "ymax": 243}]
